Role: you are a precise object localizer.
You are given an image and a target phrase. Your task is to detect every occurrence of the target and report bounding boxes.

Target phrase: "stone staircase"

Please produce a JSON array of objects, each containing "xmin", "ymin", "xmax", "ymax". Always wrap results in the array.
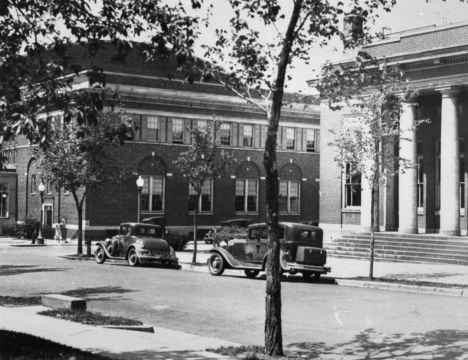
[{"xmin": 325, "ymin": 232, "xmax": 468, "ymax": 266}]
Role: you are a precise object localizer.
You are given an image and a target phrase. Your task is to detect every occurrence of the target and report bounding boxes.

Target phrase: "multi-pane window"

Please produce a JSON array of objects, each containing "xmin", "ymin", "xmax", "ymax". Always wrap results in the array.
[
  {"xmin": 172, "ymin": 119, "xmax": 184, "ymax": 144},
  {"xmin": 188, "ymin": 180, "xmax": 213, "ymax": 212},
  {"xmin": 306, "ymin": 129, "xmax": 316, "ymax": 152},
  {"xmin": 344, "ymin": 164, "xmax": 361, "ymax": 207},
  {"xmin": 286, "ymin": 128, "xmax": 295, "ymax": 150},
  {"xmin": 220, "ymin": 123, "xmax": 231, "ymax": 146},
  {"xmin": 279, "ymin": 180, "xmax": 300, "ymax": 213},
  {"xmin": 0, "ymin": 183, "xmax": 8, "ymax": 218},
  {"xmin": 235, "ymin": 180, "xmax": 258, "ymax": 212},
  {"xmin": 197, "ymin": 120, "xmax": 207, "ymax": 129},
  {"xmin": 417, "ymin": 157, "xmax": 424, "ymax": 209},
  {"xmin": 147, "ymin": 116, "xmax": 159, "ymax": 142},
  {"xmin": 31, "ymin": 174, "xmax": 36, "ymax": 194},
  {"xmin": 243, "ymin": 125, "xmax": 253, "ymax": 147},
  {"xmin": 141, "ymin": 176, "xmax": 164, "ymax": 212}
]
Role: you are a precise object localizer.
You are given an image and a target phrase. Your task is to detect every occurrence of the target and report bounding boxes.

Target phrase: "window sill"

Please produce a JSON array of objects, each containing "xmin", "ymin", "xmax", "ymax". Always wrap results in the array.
[
  {"xmin": 235, "ymin": 212, "xmax": 259, "ymax": 215},
  {"xmin": 341, "ymin": 208, "xmax": 361, "ymax": 213},
  {"xmin": 141, "ymin": 211, "xmax": 165, "ymax": 215},
  {"xmin": 279, "ymin": 212, "xmax": 301, "ymax": 215},
  {"xmin": 188, "ymin": 212, "xmax": 213, "ymax": 215}
]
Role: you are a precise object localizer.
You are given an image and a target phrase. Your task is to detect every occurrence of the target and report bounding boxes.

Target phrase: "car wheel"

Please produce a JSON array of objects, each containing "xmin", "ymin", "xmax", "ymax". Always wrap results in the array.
[
  {"xmin": 95, "ymin": 246, "xmax": 106, "ymax": 264},
  {"xmin": 208, "ymin": 253, "xmax": 225, "ymax": 276},
  {"xmin": 244, "ymin": 269, "xmax": 260, "ymax": 278},
  {"xmin": 127, "ymin": 249, "xmax": 140, "ymax": 267}
]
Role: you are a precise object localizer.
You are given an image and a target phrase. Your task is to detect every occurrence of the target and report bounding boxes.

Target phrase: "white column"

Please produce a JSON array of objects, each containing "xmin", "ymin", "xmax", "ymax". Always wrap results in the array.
[
  {"xmin": 399, "ymin": 101, "xmax": 418, "ymax": 234},
  {"xmin": 439, "ymin": 88, "xmax": 460, "ymax": 236}
]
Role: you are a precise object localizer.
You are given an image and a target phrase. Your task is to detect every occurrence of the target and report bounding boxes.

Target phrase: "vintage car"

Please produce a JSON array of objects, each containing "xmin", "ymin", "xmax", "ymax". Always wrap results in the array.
[
  {"xmin": 207, "ymin": 222, "xmax": 331, "ymax": 280},
  {"xmin": 94, "ymin": 223, "xmax": 179, "ymax": 267}
]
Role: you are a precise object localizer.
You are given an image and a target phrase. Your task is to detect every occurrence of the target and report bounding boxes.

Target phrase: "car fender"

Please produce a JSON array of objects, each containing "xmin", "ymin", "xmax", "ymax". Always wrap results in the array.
[
  {"xmin": 208, "ymin": 248, "xmax": 242, "ymax": 269},
  {"xmin": 261, "ymin": 251, "xmax": 289, "ymax": 271},
  {"xmin": 95, "ymin": 241, "xmax": 113, "ymax": 258},
  {"xmin": 125, "ymin": 244, "xmax": 140, "ymax": 259}
]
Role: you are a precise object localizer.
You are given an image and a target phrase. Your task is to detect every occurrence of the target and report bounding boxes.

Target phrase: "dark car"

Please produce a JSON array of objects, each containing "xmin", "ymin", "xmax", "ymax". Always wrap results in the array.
[
  {"xmin": 94, "ymin": 223, "xmax": 179, "ymax": 267},
  {"xmin": 207, "ymin": 222, "xmax": 330, "ymax": 280}
]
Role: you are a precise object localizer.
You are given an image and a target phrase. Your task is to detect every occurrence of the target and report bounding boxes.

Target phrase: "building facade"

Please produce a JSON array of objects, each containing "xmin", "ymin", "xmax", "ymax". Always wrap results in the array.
[
  {"xmin": 8, "ymin": 46, "xmax": 320, "ymax": 239},
  {"xmin": 316, "ymin": 22, "xmax": 468, "ymax": 243}
]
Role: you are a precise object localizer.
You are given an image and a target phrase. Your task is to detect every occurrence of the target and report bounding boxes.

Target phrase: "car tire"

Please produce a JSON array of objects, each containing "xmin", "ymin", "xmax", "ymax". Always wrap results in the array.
[
  {"xmin": 244, "ymin": 269, "xmax": 260, "ymax": 278},
  {"xmin": 95, "ymin": 246, "xmax": 106, "ymax": 264},
  {"xmin": 127, "ymin": 249, "xmax": 140, "ymax": 267},
  {"xmin": 208, "ymin": 253, "xmax": 225, "ymax": 276}
]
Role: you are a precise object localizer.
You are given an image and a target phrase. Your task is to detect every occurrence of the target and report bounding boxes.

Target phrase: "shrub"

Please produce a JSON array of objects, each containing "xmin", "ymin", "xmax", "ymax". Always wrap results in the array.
[
  {"xmin": 165, "ymin": 229, "xmax": 190, "ymax": 251},
  {"xmin": 213, "ymin": 227, "xmax": 247, "ymax": 246},
  {"xmin": 15, "ymin": 215, "xmax": 36, "ymax": 239}
]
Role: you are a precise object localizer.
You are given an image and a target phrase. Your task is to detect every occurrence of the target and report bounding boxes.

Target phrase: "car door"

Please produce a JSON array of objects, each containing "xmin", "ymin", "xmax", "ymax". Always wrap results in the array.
[
  {"xmin": 118, "ymin": 225, "xmax": 130, "ymax": 256},
  {"xmin": 244, "ymin": 226, "xmax": 263, "ymax": 263}
]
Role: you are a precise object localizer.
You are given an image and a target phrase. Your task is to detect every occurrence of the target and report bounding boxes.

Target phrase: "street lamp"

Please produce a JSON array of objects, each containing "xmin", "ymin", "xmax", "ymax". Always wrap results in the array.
[
  {"xmin": 136, "ymin": 176, "xmax": 144, "ymax": 223},
  {"xmin": 37, "ymin": 182, "xmax": 45, "ymax": 245}
]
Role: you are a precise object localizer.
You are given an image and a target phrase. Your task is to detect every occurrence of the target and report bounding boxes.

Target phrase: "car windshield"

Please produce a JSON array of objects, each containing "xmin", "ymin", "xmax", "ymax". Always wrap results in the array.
[{"xmin": 138, "ymin": 227, "xmax": 162, "ymax": 238}]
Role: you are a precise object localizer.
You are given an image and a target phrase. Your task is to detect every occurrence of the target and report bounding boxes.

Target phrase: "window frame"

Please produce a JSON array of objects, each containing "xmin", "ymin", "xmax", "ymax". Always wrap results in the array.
[
  {"xmin": 343, "ymin": 164, "xmax": 361, "ymax": 209},
  {"xmin": 306, "ymin": 129, "xmax": 316, "ymax": 153},
  {"xmin": 0, "ymin": 182, "xmax": 9, "ymax": 218},
  {"xmin": 147, "ymin": 116, "xmax": 160, "ymax": 142},
  {"xmin": 172, "ymin": 118, "xmax": 184, "ymax": 144},
  {"xmin": 243, "ymin": 124, "xmax": 253, "ymax": 147},
  {"xmin": 188, "ymin": 179, "xmax": 213, "ymax": 213},
  {"xmin": 235, "ymin": 179, "xmax": 259, "ymax": 214},
  {"xmin": 140, "ymin": 175, "xmax": 165, "ymax": 213},
  {"xmin": 279, "ymin": 180, "xmax": 301, "ymax": 214},
  {"xmin": 30, "ymin": 174, "xmax": 37, "ymax": 195},
  {"xmin": 286, "ymin": 128, "xmax": 295, "ymax": 150},
  {"xmin": 220, "ymin": 123, "xmax": 231, "ymax": 146}
]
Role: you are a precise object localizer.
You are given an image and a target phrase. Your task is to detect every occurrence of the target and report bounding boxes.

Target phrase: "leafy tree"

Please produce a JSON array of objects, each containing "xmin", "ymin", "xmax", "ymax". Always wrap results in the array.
[
  {"xmin": 0, "ymin": 0, "xmax": 202, "ymax": 146},
  {"xmin": 173, "ymin": 120, "xmax": 235, "ymax": 265},
  {"xmin": 329, "ymin": 86, "xmax": 424, "ymax": 280},
  {"xmin": 33, "ymin": 107, "xmax": 129, "ymax": 255}
]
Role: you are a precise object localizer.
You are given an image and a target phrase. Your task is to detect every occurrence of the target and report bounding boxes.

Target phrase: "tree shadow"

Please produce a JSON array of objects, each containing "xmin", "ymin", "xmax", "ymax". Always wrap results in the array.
[
  {"xmin": 286, "ymin": 328, "xmax": 468, "ymax": 359},
  {"xmin": 0, "ymin": 265, "xmax": 68, "ymax": 276},
  {"xmin": 93, "ymin": 348, "xmax": 228, "ymax": 360},
  {"xmin": 56, "ymin": 286, "xmax": 138, "ymax": 302},
  {"xmin": 384, "ymin": 272, "xmax": 465, "ymax": 280}
]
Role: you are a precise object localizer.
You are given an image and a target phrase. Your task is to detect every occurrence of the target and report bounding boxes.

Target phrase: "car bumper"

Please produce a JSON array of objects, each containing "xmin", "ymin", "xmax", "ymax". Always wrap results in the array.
[
  {"xmin": 286, "ymin": 262, "xmax": 331, "ymax": 273},
  {"xmin": 138, "ymin": 252, "xmax": 178, "ymax": 263}
]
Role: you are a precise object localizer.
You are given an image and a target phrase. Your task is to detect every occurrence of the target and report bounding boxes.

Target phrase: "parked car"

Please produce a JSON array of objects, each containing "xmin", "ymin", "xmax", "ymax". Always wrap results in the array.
[
  {"xmin": 220, "ymin": 219, "xmax": 251, "ymax": 229},
  {"xmin": 94, "ymin": 223, "xmax": 179, "ymax": 268},
  {"xmin": 207, "ymin": 222, "xmax": 330, "ymax": 280}
]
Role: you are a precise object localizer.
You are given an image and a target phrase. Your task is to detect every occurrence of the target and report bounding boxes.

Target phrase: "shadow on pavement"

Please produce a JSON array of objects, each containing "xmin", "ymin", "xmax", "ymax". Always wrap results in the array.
[
  {"xmin": 95, "ymin": 349, "xmax": 228, "ymax": 360},
  {"xmin": 287, "ymin": 328, "xmax": 468, "ymax": 359},
  {"xmin": 57, "ymin": 286, "xmax": 138, "ymax": 302},
  {"xmin": 384, "ymin": 272, "xmax": 465, "ymax": 280},
  {"xmin": 0, "ymin": 265, "xmax": 68, "ymax": 276}
]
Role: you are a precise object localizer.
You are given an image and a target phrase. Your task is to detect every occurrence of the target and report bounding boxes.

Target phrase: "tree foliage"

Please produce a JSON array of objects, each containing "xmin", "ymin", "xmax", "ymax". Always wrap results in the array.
[
  {"xmin": 0, "ymin": 0, "xmax": 203, "ymax": 146},
  {"xmin": 173, "ymin": 120, "xmax": 235, "ymax": 264},
  {"xmin": 33, "ymin": 107, "xmax": 129, "ymax": 254}
]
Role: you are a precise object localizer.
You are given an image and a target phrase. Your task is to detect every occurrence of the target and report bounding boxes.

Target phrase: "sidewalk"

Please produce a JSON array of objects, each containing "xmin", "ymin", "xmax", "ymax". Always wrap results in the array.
[{"xmin": 0, "ymin": 305, "xmax": 238, "ymax": 360}]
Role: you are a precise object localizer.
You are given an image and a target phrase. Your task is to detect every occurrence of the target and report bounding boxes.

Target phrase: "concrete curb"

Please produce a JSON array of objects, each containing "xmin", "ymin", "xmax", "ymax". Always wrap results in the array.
[{"xmin": 336, "ymin": 279, "xmax": 468, "ymax": 297}]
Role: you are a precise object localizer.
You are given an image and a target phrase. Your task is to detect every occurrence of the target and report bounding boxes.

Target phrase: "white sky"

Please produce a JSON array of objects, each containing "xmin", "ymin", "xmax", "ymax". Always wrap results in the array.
[{"xmin": 187, "ymin": 0, "xmax": 468, "ymax": 94}]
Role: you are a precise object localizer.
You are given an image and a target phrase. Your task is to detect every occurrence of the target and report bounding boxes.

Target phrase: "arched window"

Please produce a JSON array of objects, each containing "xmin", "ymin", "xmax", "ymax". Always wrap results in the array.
[
  {"xmin": 235, "ymin": 161, "xmax": 260, "ymax": 213},
  {"xmin": 279, "ymin": 163, "xmax": 302, "ymax": 214},
  {"xmin": 138, "ymin": 157, "xmax": 166, "ymax": 213}
]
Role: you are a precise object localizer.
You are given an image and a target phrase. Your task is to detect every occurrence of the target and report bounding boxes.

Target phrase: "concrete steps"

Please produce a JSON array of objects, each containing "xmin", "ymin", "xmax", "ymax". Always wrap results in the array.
[{"xmin": 325, "ymin": 233, "xmax": 468, "ymax": 265}]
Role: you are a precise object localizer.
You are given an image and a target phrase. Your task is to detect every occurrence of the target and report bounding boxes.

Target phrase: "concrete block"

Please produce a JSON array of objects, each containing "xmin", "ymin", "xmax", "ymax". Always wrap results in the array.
[{"xmin": 42, "ymin": 294, "xmax": 87, "ymax": 310}]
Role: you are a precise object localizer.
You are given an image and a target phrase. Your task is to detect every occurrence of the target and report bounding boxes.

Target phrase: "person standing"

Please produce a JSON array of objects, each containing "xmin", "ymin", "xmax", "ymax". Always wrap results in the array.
[
  {"xmin": 61, "ymin": 217, "xmax": 68, "ymax": 243},
  {"xmin": 54, "ymin": 221, "xmax": 62, "ymax": 242},
  {"xmin": 31, "ymin": 217, "xmax": 39, "ymax": 244}
]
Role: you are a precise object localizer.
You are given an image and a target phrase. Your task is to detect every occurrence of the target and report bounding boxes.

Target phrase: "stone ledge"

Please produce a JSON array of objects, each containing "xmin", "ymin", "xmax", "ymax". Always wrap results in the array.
[
  {"xmin": 102, "ymin": 324, "xmax": 155, "ymax": 333},
  {"xmin": 42, "ymin": 294, "xmax": 87, "ymax": 310}
]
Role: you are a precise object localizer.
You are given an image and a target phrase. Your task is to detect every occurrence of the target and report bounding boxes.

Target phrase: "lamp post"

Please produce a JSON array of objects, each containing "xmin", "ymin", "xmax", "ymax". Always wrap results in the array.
[
  {"xmin": 37, "ymin": 182, "xmax": 45, "ymax": 245},
  {"xmin": 136, "ymin": 176, "xmax": 144, "ymax": 223}
]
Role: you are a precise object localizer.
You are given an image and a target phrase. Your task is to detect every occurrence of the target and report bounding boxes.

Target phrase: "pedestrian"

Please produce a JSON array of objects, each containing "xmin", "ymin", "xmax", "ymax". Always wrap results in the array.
[
  {"xmin": 54, "ymin": 221, "xmax": 62, "ymax": 243},
  {"xmin": 61, "ymin": 217, "xmax": 68, "ymax": 243},
  {"xmin": 31, "ymin": 217, "xmax": 39, "ymax": 244}
]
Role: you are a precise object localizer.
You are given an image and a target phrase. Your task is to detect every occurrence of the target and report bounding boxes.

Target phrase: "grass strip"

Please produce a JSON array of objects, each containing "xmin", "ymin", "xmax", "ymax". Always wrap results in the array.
[
  {"xmin": 0, "ymin": 295, "xmax": 42, "ymax": 307},
  {"xmin": 0, "ymin": 329, "xmax": 111, "ymax": 359},
  {"xmin": 38, "ymin": 308, "xmax": 143, "ymax": 326},
  {"xmin": 206, "ymin": 345, "xmax": 304, "ymax": 359},
  {"xmin": 348, "ymin": 276, "xmax": 468, "ymax": 289}
]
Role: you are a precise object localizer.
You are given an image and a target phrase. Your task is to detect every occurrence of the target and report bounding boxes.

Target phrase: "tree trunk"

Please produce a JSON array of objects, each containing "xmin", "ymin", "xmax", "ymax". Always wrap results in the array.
[
  {"xmin": 77, "ymin": 204, "xmax": 83, "ymax": 255},
  {"xmin": 369, "ymin": 186, "xmax": 375, "ymax": 280},
  {"xmin": 192, "ymin": 192, "xmax": 201, "ymax": 265},
  {"xmin": 263, "ymin": 0, "xmax": 303, "ymax": 356}
]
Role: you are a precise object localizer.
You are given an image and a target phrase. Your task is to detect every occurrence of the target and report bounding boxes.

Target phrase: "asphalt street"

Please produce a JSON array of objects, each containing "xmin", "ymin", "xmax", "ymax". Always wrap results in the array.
[{"xmin": 2, "ymin": 243, "xmax": 468, "ymax": 359}]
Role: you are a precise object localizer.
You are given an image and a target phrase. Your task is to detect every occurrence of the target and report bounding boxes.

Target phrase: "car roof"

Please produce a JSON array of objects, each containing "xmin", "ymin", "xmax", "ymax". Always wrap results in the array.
[
  {"xmin": 248, "ymin": 222, "xmax": 322, "ymax": 231},
  {"xmin": 221, "ymin": 219, "xmax": 251, "ymax": 223},
  {"xmin": 120, "ymin": 222, "xmax": 162, "ymax": 228}
]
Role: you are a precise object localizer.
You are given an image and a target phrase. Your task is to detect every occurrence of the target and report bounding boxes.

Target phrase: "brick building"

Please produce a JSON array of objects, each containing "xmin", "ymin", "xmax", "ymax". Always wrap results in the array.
[
  {"xmin": 314, "ymin": 21, "xmax": 468, "ymax": 245},
  {"xmin": 6, "ymin": 45, "xmax": 320, "ymax": 239}
]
